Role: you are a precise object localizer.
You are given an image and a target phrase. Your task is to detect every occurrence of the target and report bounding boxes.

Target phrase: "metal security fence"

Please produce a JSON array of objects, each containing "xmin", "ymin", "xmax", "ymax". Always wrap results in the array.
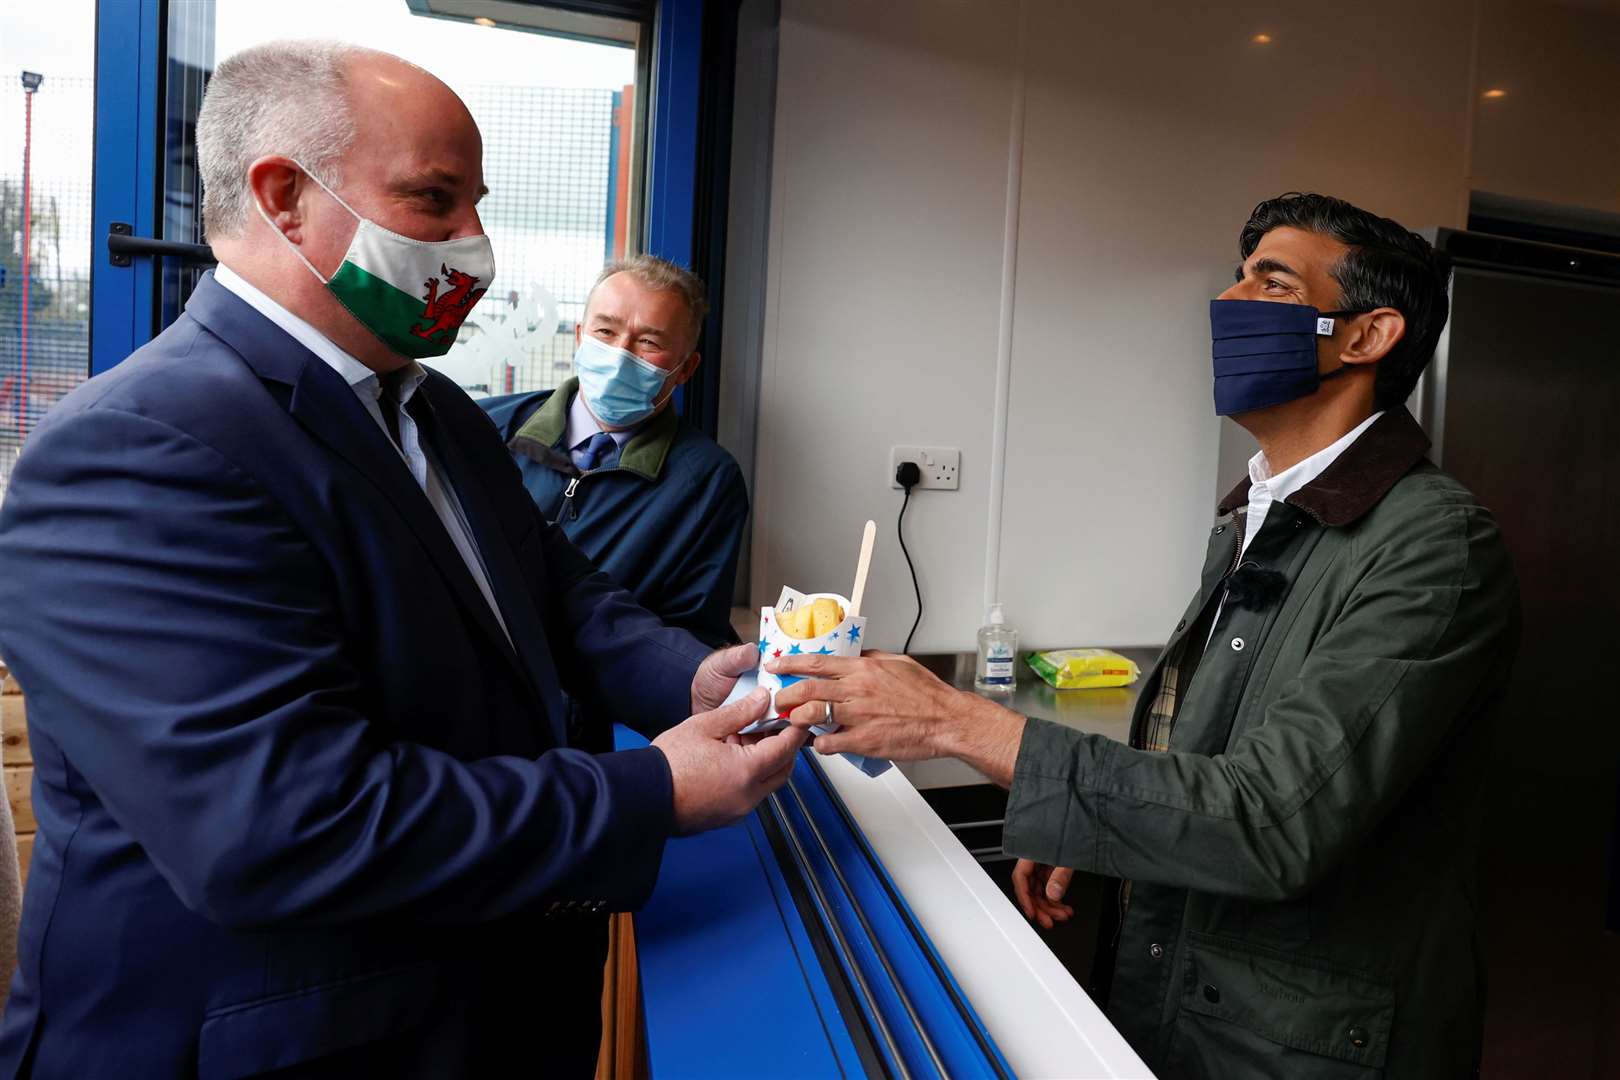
[
  {"xmin": 442, "ymin": 84, "xmax": 633, "ymax": 397},
  {"xmin": 0, "ymin": 76, "xmax": 95, "ymax": 505},
  {"xmin": 0, "ymin": 76, "xmax": 633, "ymax": 501}
]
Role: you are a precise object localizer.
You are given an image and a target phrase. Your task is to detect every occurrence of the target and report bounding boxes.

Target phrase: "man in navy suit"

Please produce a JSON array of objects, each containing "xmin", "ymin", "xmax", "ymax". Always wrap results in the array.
[{"xmin": 0, "ymin": 41, "xmax": 799, "ymax": 1078}]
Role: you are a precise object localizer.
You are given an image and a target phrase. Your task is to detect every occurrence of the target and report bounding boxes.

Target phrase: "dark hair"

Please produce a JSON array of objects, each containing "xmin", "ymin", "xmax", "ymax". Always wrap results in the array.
[{"xmin": 1239, "ymin": 192, "xmax": 1452, "ymax": 410}]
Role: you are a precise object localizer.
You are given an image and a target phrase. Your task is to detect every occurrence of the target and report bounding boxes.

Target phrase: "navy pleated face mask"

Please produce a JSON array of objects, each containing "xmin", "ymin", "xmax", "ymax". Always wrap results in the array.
[{"xmin": 1209, "ymin": 299, "xmax": 1365, "ymax": 416}]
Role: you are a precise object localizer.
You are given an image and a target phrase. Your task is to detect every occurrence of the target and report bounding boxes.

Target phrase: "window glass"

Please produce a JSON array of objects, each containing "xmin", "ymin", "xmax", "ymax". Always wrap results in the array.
[
  {"xmin": 181, "ymin": 0, "xmax": 642, "ymax": 397},
  {"xmin": 0, "ymin": 0, "xmax": 96, "ymax": 502}
]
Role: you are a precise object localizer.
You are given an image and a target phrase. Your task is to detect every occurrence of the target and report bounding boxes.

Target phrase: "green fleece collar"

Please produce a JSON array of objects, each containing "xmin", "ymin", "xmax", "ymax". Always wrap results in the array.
[{"xmin": 507, "ymin": 377, "xmax": 678, "ymax": 481}]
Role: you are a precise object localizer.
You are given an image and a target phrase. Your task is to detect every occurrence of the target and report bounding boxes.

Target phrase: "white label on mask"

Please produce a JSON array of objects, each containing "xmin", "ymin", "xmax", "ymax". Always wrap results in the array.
[{"xmin": 1316, "ymin": 317, "xmax": 1335, "ymax": 335}]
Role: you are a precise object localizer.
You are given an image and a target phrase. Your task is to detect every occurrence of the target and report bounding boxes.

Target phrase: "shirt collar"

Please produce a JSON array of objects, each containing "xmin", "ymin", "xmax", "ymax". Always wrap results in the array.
[
  {"xmin": 382, "ymin": 363, "xmax": 430, "ymax": 406},
  {"xmin": 509, "ymin": 377, "xmax": 682, "ymax": 483},
  {"xmin": 1246, "ymin": 411, "xmax": 1384, "ymax": 507},
  {"xmin": 565, "ymin": 387, "xmax": 636, "ymax": 450},
  {"xmin": 1219, "ymin": 408, "xmax": 1433, "ymax": 527},
  {"xmin": 214, "ymin": 263, "xmax": 426, "ymax": 401}
]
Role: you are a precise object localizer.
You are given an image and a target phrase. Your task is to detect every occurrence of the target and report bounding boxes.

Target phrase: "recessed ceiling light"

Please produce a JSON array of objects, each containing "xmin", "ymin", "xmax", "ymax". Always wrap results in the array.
[
  {"xmin": 1482, "ymin": 87, "xmax": 1507, "ymax": 99},
  {"xmin": 1251, "ymin": 33, "xmax": 1273, "ymax": 44},
  {"xmin": 473, "ymin": 16, "xmax": 497, "ymax": 27}
]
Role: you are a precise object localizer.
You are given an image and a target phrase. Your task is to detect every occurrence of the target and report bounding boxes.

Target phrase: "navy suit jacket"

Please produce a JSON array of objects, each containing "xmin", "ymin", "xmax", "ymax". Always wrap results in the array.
[{"xmin": 0, "ymin": 274, "xmax": 710, "ymax": 1079}]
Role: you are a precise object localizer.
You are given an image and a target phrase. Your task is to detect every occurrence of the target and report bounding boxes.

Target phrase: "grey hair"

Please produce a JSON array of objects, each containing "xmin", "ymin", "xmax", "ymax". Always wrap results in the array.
[
  {"xmin": 196, "ymin": 40, "xmax": 367, "ymax": 240},
  {"xmin": 590, "ymin": 255, "xmax": 710, "ymax": 350}
]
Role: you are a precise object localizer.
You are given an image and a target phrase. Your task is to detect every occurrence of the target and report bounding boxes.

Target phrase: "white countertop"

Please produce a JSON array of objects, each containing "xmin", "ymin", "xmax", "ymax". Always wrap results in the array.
[{"xmin": 820, "ymin": 752, "xmax": 1154, "ymax": 1078}]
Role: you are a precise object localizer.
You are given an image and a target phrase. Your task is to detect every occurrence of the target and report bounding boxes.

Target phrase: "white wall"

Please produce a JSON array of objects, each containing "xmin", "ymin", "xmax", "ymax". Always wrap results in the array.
[
  {"xmin": 750, "ymin": 2, "xmax": 1019, "ymax": 650},
  {"xmin": 997, "ymin": 0, "xmax": 1475, "ymax": 648},
  {"xmin": 749, "ymin": 0, "xmax": 1618, "ymax": 653}
]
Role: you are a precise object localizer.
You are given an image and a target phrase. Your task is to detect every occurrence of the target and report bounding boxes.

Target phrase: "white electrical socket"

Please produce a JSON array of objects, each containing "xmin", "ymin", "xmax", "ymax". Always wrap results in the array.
[{"xmin": 890, "ymin": 446, "xmax": 961, "ymax": 490}]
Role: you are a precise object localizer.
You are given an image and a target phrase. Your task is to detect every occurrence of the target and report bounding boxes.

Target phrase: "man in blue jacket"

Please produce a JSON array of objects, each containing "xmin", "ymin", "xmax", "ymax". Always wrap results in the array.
[
  {"xmin": 481, "ymin": 256, "xmax": 749, "ymax": 647},
  {"xmin": 0, "ymin": 41, "xmax": 800, "ymax": 1079}
]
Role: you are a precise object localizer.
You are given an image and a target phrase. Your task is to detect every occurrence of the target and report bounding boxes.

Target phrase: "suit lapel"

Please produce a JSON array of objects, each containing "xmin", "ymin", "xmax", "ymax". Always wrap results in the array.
[
  {"xmin": 410, "ymin": 385, "xmax": 569, "ymax": 746},
  {"xmin": 185, "ymin": 274, "xmax": 533, "ymax": 695},
  {"xmin": 290, "ymin": 366, "xmax": 529, "ymax": 674}
]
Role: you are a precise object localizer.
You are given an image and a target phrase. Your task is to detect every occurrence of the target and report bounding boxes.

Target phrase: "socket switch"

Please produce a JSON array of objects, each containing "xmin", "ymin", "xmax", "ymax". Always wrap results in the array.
[{"xmin": 891, "ymin": 446, "xmax": 961, "ymax": 490}]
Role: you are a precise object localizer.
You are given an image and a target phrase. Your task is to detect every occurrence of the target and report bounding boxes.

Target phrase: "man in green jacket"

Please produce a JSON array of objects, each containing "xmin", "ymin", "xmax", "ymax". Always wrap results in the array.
[{"xmin": 770, "ymin": 193, "xmax": 1520, "ymax": 1078}]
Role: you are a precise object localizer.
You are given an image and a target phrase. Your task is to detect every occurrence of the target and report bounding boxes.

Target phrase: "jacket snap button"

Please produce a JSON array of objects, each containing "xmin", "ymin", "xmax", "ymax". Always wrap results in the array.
[
  {"xmin": 1149, "ymin": 943, "xmax": 1164, "ymax": 959},
  {"xmin": 1202, "ymin": 984, "xmax": 1220, "ymax": 1004},
  {"xmin": 1175, "ymin": 620, "xmax": 1187, "ymax": 633},
  {"xmin": 1230, "ymin": 637, "xmax": 1245, "ymax": 652},
  {"xmin": 1348, "ymin": 1026, "xmax": 1368, "ymax": 1048}
]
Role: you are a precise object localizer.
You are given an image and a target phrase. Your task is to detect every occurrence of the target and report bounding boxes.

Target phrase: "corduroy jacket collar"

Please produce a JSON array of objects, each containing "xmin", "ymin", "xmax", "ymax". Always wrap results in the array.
[{"xmin": 1217, "ymin": 407, "xmax": 1433, "ymax": 528}]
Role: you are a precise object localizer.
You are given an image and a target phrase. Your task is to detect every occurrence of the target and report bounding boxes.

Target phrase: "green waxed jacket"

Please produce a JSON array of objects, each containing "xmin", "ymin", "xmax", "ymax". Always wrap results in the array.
[{"xmin": 1003, "ymin": 410, "xmax": 1519, "ymax": 1079}]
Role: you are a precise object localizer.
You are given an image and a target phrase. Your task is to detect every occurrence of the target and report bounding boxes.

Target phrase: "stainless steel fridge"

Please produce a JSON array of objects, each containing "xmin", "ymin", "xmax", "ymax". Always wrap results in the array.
[{"xmin": 1415, "ymin": 227, "xmax": 1620, "ymax": 1079}]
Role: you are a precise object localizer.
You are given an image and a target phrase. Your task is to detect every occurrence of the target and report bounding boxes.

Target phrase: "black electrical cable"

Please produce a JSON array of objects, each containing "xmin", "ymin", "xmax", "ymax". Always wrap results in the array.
[{"xmin": 897, "ymin": 473, "xmax": 923, "ymax": 654}]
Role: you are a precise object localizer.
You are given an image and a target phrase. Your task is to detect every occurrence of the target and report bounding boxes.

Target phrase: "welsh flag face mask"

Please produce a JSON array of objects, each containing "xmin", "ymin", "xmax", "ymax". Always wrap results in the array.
[{"xmin": 256, "ymin": 160, "xmax": 496, "ymax": 359}]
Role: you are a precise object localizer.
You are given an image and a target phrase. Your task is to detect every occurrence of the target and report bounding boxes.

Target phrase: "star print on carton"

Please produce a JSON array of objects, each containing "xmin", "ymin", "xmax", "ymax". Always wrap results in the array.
[{"xmin": 726, "ymin": 586, "xmax": 889, "ymax": 777}]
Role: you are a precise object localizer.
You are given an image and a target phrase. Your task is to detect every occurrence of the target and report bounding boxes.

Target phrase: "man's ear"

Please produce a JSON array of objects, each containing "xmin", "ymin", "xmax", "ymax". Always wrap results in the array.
[
  {"xmin": 673, "ymin": 351, "xmax": 701, "ymax": 386},
  {"xmin": 575, "ymin": 323, "xmax": 582, "ymax": 347},
  {"xmin": 246, "ymin": 156, "xmax": 308, "ymax": 242},
  {"xmin": 1339, "ymin": 307, "xmax": 1406, "ymax": 369}
]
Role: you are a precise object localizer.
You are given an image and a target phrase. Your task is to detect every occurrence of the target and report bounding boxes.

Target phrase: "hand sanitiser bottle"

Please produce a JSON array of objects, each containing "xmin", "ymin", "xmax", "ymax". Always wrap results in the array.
[{"xmin": 975, "ymin": 603, "xmax": 1018, "ymax": 693}]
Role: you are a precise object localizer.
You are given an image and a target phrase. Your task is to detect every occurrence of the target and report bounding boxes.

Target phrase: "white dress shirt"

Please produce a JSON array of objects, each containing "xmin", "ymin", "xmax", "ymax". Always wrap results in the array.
[
  {"xmin": 1238, "ymin": 410, "xmax": 1384, "ymax": 558},
  {"xmin": 1209, "ymin": 410, "xmax": 1384, "ymax": 646},
  {"xmin": 564, "ymin": 390, "xmax": 637, "ymax": 454},
  {"xmin": 214, "ymin": 266, "xmax": 512, "ymax": 647}
]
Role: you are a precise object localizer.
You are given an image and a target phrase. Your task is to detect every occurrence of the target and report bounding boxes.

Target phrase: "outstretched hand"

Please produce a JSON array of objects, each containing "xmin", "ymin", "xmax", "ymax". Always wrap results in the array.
[
  {"xmin": 766, "ymin": 650, "xmax": 1027, "ymax": 785},
  {"xmin": 767, "ymin": 650, "xmax": 959, "ymax": 761}
]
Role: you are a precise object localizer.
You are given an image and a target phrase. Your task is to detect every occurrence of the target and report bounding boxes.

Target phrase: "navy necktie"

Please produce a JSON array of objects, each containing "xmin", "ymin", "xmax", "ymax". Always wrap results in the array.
[
  {"xmin": 573, "ymin": 431, "xmax": 618, "ymax": 473},
  {"xmin": 378, "ymin": 373, "xmax": 407, "ymax": 449}
]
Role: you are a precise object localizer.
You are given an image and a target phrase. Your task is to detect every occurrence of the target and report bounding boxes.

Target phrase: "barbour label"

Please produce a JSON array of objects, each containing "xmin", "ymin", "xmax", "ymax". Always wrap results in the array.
[{"xmin": 1255, "ymin": 975, "xmax": 1306, "ymax": 1004}]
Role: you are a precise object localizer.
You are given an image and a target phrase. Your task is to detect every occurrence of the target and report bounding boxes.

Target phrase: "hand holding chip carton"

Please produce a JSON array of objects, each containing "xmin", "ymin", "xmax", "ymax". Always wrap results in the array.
[
  {"xmin": 754, "ymin": 587, "xmax": 866, "ymax": 713},
  {"xmin": 729, "ymin": 522, "xmax": 890, "ymax": 776}
]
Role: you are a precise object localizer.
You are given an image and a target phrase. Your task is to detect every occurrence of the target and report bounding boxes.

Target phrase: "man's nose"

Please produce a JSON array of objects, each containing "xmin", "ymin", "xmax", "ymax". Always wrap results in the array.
[
  {"xmin": 1215, "ymin": 280, "xmax": 1246, "ymax": 302},
  {"xmin": 451, "ymin": 204, "xmax": 485, "ymax": 241}
]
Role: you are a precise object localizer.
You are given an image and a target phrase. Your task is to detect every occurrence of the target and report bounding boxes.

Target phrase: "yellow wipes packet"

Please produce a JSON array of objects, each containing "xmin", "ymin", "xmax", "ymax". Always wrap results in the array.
[{"xmin": 1026, "ymin": 649, "xmax": 1141, "ymax": 690}]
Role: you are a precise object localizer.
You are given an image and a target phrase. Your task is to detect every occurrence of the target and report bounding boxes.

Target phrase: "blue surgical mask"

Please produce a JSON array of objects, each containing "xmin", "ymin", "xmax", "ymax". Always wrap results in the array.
[
  {"xmin": 573, "ymin": 335, "xmax": 677, "ymax": 428},
  {"xmin": 1209, "ymin": 299, "xmax": 1366, "ymax": 416}
]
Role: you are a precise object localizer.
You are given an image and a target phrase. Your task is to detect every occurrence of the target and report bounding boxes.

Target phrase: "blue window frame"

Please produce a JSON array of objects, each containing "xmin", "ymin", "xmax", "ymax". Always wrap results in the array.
[
  {"xmin": 645, "ymin": 0, "xmax": 701, "ymax": 270},
  {"xmin": 89, "ymin": 0, "xmax": 163, "ymax": 375}
]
